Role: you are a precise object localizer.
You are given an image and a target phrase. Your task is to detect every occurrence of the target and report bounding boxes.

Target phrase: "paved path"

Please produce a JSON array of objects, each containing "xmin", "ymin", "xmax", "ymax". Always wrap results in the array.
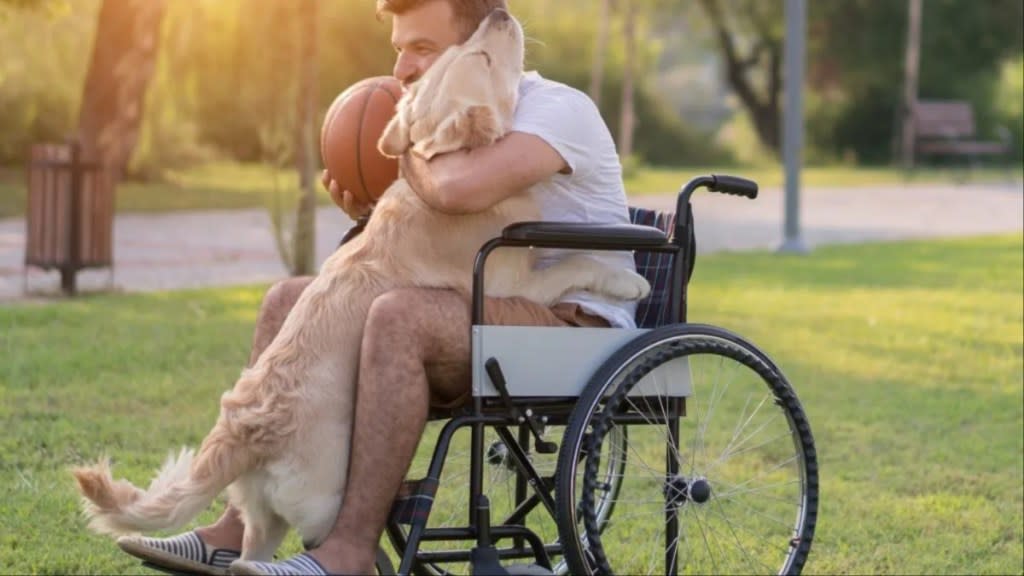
[{"xmin": 1, "ymin": 182, "xmax": 1020, "ymax": 302}]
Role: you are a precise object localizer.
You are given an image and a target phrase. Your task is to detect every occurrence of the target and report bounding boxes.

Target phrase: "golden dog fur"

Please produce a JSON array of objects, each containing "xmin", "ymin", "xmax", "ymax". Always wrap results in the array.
[{"xmin": 73, "ymin": 10, "xmax": 648, "ymax": 562}]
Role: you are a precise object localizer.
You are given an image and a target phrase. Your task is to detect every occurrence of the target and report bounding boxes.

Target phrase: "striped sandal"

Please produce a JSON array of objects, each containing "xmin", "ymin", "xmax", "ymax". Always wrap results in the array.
[
  {"xmin": 117, "ymin": 532, "xmax": 241, "ymax": 576},
  {"xmin": 229, "ymin": 552, "xmax": 331, "ymax": 576}
]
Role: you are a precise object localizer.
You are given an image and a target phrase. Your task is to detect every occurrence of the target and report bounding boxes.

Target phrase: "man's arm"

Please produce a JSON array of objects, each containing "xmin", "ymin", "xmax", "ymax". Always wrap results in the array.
[{"xmin": 401, "ymin": 131, "xmax": 568, "ymax": 214}]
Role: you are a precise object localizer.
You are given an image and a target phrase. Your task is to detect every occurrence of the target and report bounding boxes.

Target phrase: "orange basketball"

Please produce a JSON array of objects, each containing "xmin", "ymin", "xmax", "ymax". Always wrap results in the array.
[{"xmin": 321, "ymin": 76, "xmax": 403, "ymax": 205}]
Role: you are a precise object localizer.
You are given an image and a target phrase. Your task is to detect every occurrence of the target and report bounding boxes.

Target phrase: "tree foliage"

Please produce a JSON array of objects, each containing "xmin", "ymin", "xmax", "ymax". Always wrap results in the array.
[
  {"xmin": 0, "ymin": 0, "xmax": 1019, "ymax": 171},
  {"xmin": 806, "ymin": 0, "xmax": 1023, "ymax": 163}
]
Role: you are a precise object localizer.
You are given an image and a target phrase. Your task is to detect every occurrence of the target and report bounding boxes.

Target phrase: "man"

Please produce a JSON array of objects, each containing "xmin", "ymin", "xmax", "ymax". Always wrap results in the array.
[{"xmin": 117, "ymin": 0, "xmax": 636, "ymax": 574}]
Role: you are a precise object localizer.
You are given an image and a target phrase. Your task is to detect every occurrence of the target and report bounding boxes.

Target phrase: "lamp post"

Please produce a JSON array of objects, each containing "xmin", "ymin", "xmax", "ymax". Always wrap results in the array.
[{"xmin": 780, "ymin": 0, "xmax": 809, "ymax": 254}]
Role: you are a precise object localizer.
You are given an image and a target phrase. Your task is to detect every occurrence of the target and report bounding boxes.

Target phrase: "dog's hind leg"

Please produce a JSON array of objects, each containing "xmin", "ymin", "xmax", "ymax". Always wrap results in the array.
[
  {"xmin": 240, "ymin": 505, "xmax": 289, "ymax": 563},
  {"xmin": 282, "ymin": 460, "xmax": 344, "ymax": 550},
  {"xmin": 230, "ymin": 475, "xmax": 289, "ymax": 562},
  {"xmin": 294, "ymin": 492, "xmax": 342, "ymax": 551}
]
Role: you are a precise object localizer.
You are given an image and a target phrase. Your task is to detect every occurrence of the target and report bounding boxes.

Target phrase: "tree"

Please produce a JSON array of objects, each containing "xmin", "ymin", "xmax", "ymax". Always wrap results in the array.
[
  {"xmin": 690, "ymin": 0, "xmax": 1022, "ymax": 163},
  {"xmin": 77, "ymin": 0, "xmax": 167, "ymax": 177},
  {"xmin": 899, "ymin": 0, "xmax": 923, "ymax": 168},
  {"xmin": 618, "ymin": 0, "xmax": 636, "ymax": 158},
  {"xmin": 588, "ymin": 0, "xmax": 612, "ymax": 105},
  {"xmin": 292, "ymin": 0, "xmax": 319, "ymax": 276},
  {"xmin": 259, "ymin": 0, "xmax": 320, "ymax": 277},
  {"xmin": 806, "ymin": 0, "xmax": 1023, "ymax": 163},
  {"xmin": 695, "ymin": 0, "xmax": 783, "ymax": 156}
]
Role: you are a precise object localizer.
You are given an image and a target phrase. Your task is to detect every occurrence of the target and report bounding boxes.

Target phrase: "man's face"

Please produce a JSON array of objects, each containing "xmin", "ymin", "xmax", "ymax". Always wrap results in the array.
[{"xmin": 391, "ymin": 0, "xmax": 463, "ymax": 88}]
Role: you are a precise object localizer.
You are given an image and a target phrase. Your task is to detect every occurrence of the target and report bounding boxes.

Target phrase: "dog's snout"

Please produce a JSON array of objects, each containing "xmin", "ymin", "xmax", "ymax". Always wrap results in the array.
[{"xmin": 489, "ymin": 9, "xmax": 511, "ymax": 23}]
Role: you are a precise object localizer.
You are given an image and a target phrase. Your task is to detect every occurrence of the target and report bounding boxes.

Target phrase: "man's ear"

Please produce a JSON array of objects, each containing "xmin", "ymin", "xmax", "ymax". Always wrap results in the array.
[
  {"xmin": 378, "ymin": 105, "xmax": 412, "ymax": 158},
  {"xmin": 412, "ymin": 105, "xmax": 502, "ymax": 160}
]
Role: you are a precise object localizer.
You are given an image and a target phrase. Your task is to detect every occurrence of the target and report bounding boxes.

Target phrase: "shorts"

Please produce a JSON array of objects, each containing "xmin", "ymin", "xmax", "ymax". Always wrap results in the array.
[
  {"xmin": 429, "ymin": 297, "xmax": 610, "ymax": 410},
  {"xmin": 483, "ymin": 297, "xmax": 610, "ymax": 329}
]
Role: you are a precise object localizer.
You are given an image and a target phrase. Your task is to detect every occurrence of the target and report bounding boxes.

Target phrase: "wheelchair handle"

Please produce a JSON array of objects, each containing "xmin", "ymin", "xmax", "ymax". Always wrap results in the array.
[
  {"xmin": 709, "ymin": 174, "xmax": 758, "ymax": 199},
  {"xmin": 675, "ymin": 174, "xmax": 759, "ymax": 245},
  {"xmin": 677, "ymin": 174, "xmax": 758, "ymax": 211}
]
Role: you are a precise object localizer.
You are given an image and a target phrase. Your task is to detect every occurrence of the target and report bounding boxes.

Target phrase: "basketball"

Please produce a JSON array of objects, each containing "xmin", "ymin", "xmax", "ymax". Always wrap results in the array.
[{"xmin": 321, "ymin": 76, "xmax": 403, "ymax": 205}]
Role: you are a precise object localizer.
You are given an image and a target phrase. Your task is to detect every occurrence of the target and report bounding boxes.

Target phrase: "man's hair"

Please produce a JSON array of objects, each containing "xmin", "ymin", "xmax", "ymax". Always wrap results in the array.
[{"xmin": 376, "ymin": 0, "xmax": 509, "ymax": 41}]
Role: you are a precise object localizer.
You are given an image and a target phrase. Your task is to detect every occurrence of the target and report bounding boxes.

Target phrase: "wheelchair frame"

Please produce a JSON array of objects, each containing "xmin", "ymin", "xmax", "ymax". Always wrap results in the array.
[{"xmin": 379, "ymin": 175, "xmax": 818, "ymax": 576}]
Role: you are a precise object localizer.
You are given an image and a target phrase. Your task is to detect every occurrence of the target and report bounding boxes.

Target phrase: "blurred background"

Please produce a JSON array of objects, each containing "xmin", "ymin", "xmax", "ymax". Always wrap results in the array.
[
  {"xmin": 0, "ymin": 0, "xmax": 1021, "ymax": 287},
  {"xmin": 1, "ymin": 4, "xmax": 1021, "ymax": 573},
  {"xmin": 1, "ymin": 0, "xmax": 1020, "ymax": 179}
]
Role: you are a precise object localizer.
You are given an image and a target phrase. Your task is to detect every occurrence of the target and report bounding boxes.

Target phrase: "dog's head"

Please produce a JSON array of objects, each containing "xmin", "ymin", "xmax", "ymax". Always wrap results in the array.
[{"xmin": 379, "ymin": 9, "xmax": 524, "ymax": 160}]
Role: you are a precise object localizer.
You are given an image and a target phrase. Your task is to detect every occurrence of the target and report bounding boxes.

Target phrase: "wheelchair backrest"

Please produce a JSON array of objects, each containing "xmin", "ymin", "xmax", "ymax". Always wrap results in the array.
[{"xmin": 628, "ymin": 206, "xmax": 693, "ymax": 329}]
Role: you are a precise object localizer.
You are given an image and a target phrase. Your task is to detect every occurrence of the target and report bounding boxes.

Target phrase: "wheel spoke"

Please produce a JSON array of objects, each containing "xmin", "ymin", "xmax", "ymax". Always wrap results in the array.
[{"xmin": 559, "ymin": 330, "xmax": 817, "ymax": 576}]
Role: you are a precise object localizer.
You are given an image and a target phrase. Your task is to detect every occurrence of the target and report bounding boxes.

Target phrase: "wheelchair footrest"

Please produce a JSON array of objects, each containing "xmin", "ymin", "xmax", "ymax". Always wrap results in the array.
[
  {"xmin": 504, "ymin": 565, "xmax": 556, "ymax": 576},
  {"xmin": 470, "ymin": 545, "xmax": 511, "ymax": 576},
  {"xmin": 389, "ymin": 477, "xmax": 439, "ymax": 526}
]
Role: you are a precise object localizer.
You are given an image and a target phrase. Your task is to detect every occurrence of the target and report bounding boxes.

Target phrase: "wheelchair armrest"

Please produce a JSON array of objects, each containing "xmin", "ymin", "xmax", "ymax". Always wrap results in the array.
[{"xmin": 502, "ymin": 221, "xmax": 668, "ymax": 249}]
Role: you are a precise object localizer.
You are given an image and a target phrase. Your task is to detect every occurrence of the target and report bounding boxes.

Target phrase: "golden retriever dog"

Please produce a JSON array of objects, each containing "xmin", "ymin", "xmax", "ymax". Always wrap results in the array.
[{"xmin": 73, "ymin": 9, "xmax": 648, "ymax": 562}]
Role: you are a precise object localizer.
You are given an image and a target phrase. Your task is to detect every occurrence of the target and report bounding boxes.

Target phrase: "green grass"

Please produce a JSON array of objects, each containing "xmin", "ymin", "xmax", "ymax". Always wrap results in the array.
[
  {"xmin": 2, "ymin": 161, "xmax": 1020, "ymax": 218},
  {"xmin": 2, "ymin": 235, "xmax": 1022, "ymax": 574},
  {"xmin": 624, "ymin": 164, "xmax": 1024, "ymax": 194},
  {"xmin": 0, "ymin": 162, "xmax": 334, "ymax": 220}
]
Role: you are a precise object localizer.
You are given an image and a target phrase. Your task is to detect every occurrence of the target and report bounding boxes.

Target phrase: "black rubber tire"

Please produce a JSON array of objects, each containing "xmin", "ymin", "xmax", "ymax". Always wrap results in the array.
[{"xmin": 555, "ymin": 324, "xmax": 818, "ymax": 575}]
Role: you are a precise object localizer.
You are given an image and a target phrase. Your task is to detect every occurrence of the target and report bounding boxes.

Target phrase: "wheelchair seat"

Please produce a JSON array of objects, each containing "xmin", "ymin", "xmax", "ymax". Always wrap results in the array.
[
  {"xmin": 422, "ymin": 205, "xmax": 686, "ymax": 420},
  {"xmin": 470, "ymin": 205, "xmax": 691, "ymax": 400}
]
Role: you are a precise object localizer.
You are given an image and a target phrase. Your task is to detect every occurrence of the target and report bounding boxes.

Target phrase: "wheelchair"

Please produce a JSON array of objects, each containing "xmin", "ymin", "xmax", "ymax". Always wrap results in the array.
[{"xmin": 375, "ymin": 175, "xmax": 820, "ymax": 576}]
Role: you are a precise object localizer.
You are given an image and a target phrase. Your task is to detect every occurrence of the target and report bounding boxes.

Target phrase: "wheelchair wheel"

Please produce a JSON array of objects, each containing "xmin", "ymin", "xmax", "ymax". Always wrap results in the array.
[{"xmin": 556, "ymin": 324, "xmax": 818, "ymax": 575}]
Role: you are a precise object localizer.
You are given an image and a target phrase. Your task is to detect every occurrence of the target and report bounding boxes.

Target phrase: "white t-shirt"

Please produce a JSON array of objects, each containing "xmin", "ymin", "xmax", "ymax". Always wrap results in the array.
[{"xmin": 512, "ymin": 71, "xmax": 637, "ymax": 329}]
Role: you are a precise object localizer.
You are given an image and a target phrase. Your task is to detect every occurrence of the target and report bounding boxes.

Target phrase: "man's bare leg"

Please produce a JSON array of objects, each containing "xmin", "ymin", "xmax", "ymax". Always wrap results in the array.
[
  {"xmin": 307, "ymin": 287, "xmax": 474, "ymax": 574},
  {"xmin": 193, "ymin": 276, "xmax": 315, "ymax": 550}
]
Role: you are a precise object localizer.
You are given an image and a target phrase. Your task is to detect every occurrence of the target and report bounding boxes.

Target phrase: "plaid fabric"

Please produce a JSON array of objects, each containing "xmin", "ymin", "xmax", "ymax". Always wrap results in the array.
[
  {"xmin": 389, "ymin": 476, "xmax": 440, "ymax": 526},
  {"xmin": 628, "ymin": 206, "xmax": 692, "ymax": 329}
]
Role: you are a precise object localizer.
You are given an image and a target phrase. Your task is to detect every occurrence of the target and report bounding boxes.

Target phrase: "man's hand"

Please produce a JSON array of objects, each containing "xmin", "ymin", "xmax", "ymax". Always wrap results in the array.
[{"xmin": 322, "ymin": 170, "xmax": 373, "ymax": 220}]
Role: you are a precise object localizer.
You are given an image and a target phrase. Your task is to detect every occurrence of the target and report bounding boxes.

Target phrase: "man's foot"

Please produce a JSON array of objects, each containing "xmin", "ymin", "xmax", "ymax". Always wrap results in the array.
[
  {"xmin": 229, "ymin": 552, "xmax": 332, "ymax": 576},
  {"xmin": 117, "ymin": 532, "xmax": 241, "ymax": 576}
]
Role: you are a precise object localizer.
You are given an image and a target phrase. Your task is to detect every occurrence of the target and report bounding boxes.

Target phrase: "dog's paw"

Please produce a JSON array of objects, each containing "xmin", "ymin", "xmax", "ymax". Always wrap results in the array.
[{"xmin": 596, "ymin": 269, "xmax": 651, "ymax": 301}]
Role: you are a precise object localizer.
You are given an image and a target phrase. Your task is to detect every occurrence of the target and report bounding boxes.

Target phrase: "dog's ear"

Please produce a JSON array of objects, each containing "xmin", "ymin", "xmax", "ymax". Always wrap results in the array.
[
  {"xmin": 378, "ymin": 104, "xmax": 413, "ymax": 158},
  {"xmin": 413, "ymin": 105, "xmax": 502, "ymax": 160}
]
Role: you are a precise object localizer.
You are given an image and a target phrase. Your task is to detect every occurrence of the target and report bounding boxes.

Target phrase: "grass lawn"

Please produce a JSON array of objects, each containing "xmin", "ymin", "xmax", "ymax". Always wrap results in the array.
[
  {"xmin": 0, "ymin": 163, "xmax": 336, "ymax": 220},
  {"xmin": 625, "ymin": 164, "xmax": 1024, "ymax": 195},
  {"xmin": 2, "ymin": 161, "xmax": 1020, "ymax": 219},
  {"xmin": 1, "ymin": 234, "xmax": 1022, "ymax": 574}
]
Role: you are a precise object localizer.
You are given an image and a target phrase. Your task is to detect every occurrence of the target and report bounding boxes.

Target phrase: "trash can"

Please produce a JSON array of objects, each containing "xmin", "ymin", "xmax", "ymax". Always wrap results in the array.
[{"xmin": 24, "ymin": 139, "xmax": 115, "ymax": 295}]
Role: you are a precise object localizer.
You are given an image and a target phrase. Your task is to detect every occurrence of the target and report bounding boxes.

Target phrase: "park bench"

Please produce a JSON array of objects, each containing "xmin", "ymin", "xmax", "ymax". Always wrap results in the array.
[{"xmin": 913, "ymin": 99, "xmax": 1012, "ymax": 168}]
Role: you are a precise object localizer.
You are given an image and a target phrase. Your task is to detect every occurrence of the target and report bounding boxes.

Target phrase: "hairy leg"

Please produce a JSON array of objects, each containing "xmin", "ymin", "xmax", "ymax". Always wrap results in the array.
[
  {"xmin": 309, "ymin": 288, "xmax": 474, "ymax": 574},
  {"xmin": 195, "ymin": 276, "xmax": 314, "ymax": 551}
]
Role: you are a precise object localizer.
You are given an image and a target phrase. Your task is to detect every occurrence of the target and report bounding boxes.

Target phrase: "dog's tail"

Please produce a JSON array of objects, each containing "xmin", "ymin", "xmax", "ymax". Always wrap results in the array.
[{"xmin": 72, "ymin": 429, "xmax": 251, "ymax": 535}]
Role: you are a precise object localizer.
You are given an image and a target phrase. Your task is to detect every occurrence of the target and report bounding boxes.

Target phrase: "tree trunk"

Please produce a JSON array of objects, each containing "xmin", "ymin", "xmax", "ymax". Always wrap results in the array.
[
  {"xmin": 292, "ymin": 0, "xmax": 318, "ymax": 276},
  {"xmin": 618, "ymin": 0, "xmax": 636, "ymax": 159},
  {"xmin": 900, "ymin": 0, "xmax": 922, "ymax": 168},
  {"xmin": 588, "ymin": 0, "xmax": 612, "ymax": 105},
  {"xmin": 77, "ymin": 0, "xmax": 167, "ymax": 178},
  {"xmin": 697, "ymin": 0, "xmax": 783, "ymax": 155}
]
